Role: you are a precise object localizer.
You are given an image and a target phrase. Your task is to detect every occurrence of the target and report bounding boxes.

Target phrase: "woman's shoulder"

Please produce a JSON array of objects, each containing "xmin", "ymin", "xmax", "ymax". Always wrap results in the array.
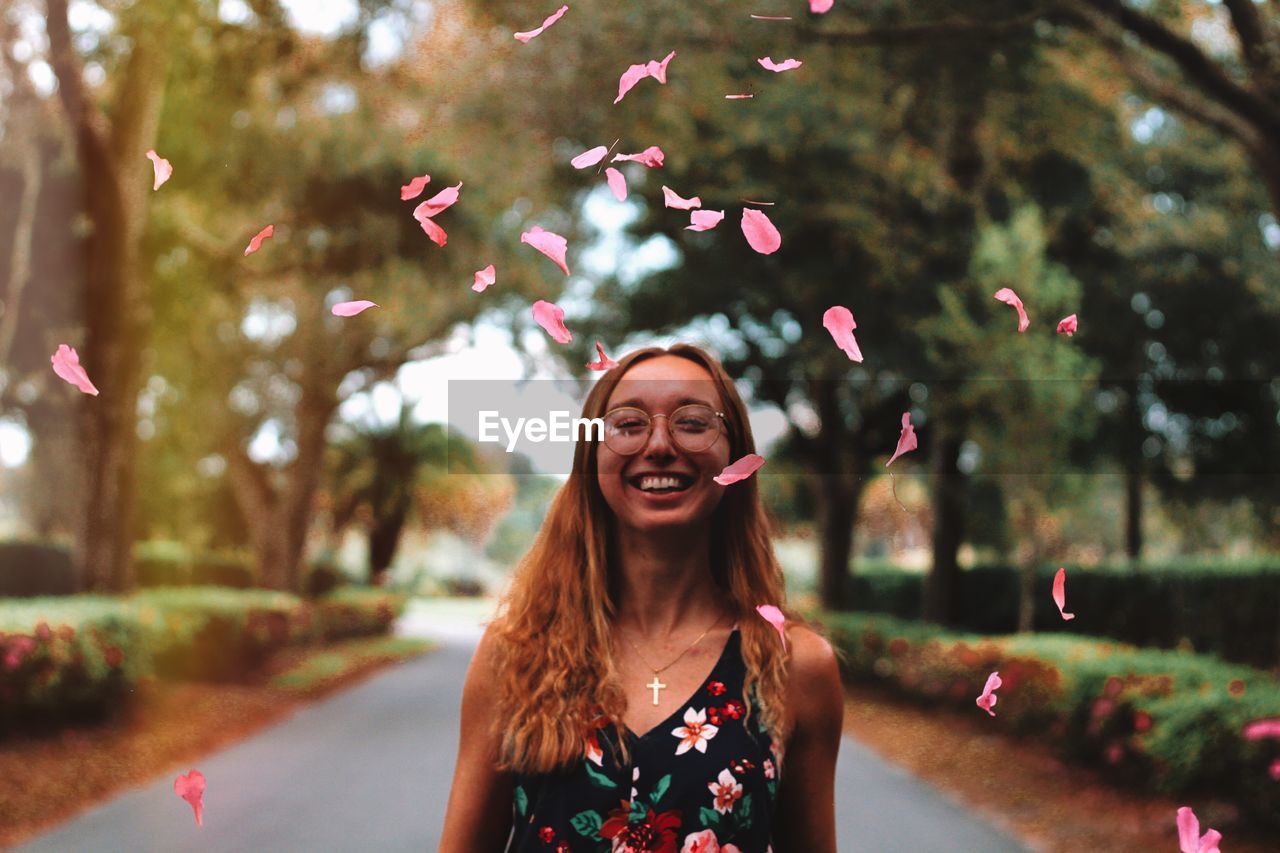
[{"xmin": 781, "ymin": 624, "xmax": 844, "ymax": 740}]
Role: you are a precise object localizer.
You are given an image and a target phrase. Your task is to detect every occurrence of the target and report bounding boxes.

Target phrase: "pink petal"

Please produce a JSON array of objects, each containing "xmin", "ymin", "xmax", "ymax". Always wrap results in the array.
[
  {"xmin": 662, "ymin": 186, "xmax": 702, "ymax": 210},
  {"xmin": 822, "ymin": 305, "xmax": 863, "ymax": 362},
  {"xmin": 532, "ymin": 299, "xmax": 572, "ymax": 344},
  {"xmin": 513, "ymin": 4, "xmax": 569, "ymax": 43},
  {"xmin": 331, "ymin": 300, "xmax": 379, "ymax": 317},
  {"xmin": 1057, "ymin": 313, "xmax": 1078, "ymax": 336},
  {"xmin": 1052, "ymin": 567, "xmax": 1075, "ymax": 621},
  {"xmin": 994, "ymin": 287, "xmax": 1030, "ymax": 333},
  {"xmin": 1176, "ymin": 807, "xmax": 1200, "ymax": 853},
  {"xmin": 1242, "ymin": 717, "xmax": 1280, "ymax": 741},
  {"xmin": 173, "ymin": 768, "xmax": 206, "ymax": 827},
  {"xmin": 418, "ymin": 216, "xmax": 448, "ymax": 247},
  {"xmin": 605, "ymin": 167, "xmax": 628, "ymax": 201},
  {"xmin": 614, "ymin": 52, "xmax": 675, "ymax": 104},
  {"xmin": 886, "ymin": 412, "xmax": 917, "ymax": 467},
  {"xmin": 1270, "ymin": 758, "xmax": 1280, "ymax": 781},
  {"xmin": 758, "ymin": 57, "xmax": 803, "ymax": 72},
  {"xmin": 755, "ymin": 604, "xmax": 787, "ymax": 649},
  {"xmin": 714, "ymin": 453, "xmax": 765, "ymax": 485},
  {"xmin": 145, "ymin": 149, "xmax": 172, "ymax": 190},
  {"xmin": 740, "ymin": 208, "xmax": 781, "ymax": 255},
  {"xmin": 686, "ymin": 210, "xmax": 724, "ymax": 232},
  {"xmin": 645, "ymin": 50, "xmax": 676, "ymax": 84},
  {"xmin": 413, "ymin": 181, "xmax": 463, "ymax": 220},
  {"xmin": 571, "ymin": 145, "xmax": 609, "ymax": 169},
  {"xmin": 810, "ymin": 0, "xmax": 834, "ymax": 12},
  {"xmin": 1198, "ymin": 830, "xmax": 1222, "ymax": 853},
  {"xmin": 50, "ymin": 344, "xmax": 99, "ymax": 396},
  {"xmin": 520, "ymin": 226, "xmax": 570, "ymax": 275},
  {"xmin": 611, "ymin": 146, "xmax": 665, "ymax": 168},
  {"xmin": 472, "ymin": 264, "xmax": 496, "ymax": 293},
  {"xmin": 243, "ymin": 225, "xmax": 274, "ymax": 256},
  {"xmin": 586, "ymin": 341, "xmax": 618, "ymax": 371},
  {"xmin": 400, "ymin": 175, "xmax": 431, "ymax": 200},
  {"xmin": 976, "ymin": 671, "xmax": 1002, "ymax": 717},
  {"xmin": 725, "ymin": 93, "xmax": 755, "ymax": 99}
]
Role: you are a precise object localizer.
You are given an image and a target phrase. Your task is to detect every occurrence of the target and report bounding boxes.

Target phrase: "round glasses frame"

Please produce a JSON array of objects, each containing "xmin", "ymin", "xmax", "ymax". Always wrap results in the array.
[{"xmin": 599, "ymin": 404, "xmax": 728, "ymax": 456}]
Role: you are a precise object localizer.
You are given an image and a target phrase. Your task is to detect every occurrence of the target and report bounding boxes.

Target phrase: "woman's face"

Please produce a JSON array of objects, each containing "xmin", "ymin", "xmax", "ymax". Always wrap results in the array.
[{"xmin": 595, "ymin": 355, "xmax": 733, "ymax": 536}]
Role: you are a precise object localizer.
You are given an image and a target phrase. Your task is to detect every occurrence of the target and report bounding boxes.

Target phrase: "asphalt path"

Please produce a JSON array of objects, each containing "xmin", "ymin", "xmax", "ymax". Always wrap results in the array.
[{"xmin": 16, "ymin": 600, "xmax": 1033, "ymax": 852}]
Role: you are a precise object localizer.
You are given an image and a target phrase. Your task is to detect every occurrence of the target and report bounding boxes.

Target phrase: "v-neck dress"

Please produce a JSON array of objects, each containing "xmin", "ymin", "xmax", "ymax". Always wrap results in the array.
[{"xmin": 505, "ymin": 626, "xmax": 778, "ymax": 853}]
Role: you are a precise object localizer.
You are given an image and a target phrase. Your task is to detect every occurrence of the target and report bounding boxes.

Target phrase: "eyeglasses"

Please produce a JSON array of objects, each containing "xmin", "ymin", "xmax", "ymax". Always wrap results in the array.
[{"xmin": 600, "ymin": 404, "xmax": 727, "ymax": 456}]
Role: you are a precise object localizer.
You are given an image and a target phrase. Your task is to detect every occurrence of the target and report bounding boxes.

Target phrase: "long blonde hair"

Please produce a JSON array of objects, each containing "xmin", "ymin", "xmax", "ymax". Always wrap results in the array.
[{"xmin": 488, "ymin": 344, "xmax": 812, "ymax": 774}]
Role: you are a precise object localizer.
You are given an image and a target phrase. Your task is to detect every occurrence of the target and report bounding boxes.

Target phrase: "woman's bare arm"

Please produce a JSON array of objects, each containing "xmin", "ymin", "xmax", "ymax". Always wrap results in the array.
[{"xmin": 438, "ymin": 625, "xmax": 515, "ymax": 852}]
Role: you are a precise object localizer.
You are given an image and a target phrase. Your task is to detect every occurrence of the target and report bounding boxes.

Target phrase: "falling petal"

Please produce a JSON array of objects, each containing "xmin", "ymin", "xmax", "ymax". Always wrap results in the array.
[
  {"xmin": 586, "ymin": 341, "xmax": 618, "ymax": 371},
  {"xmin": 472, "ymin": 264, "xmax": 496, "ymax": 293},
  {"xmin": 514, "ymin": 4, "xmax": 569, "ymax": 43},
  {"xmin": 614, "ymin": 51, "xmax": 675, "ymax": 104},
  {"xmin": 725, "ymin": 93, "xmax": 755, "ymax": 99},
  {"xmin": 1057, "ymin": 314, "xmax": 1078, "ymax": 336},
  {"xmin": 1270, "ymin": 758, "xmax": 1280, "ymax": 781},
  {"xmin": 418, "ymin": 216, "xmax": 448, "ymax": 247},
  {"xmin": 50, "ymin": 344, "xmax": 99, "ymax": 396},
  {"xmin": 331, "ymin": 300, "xmax": 379, "ymax": 317},
  {"xmin": 810, "ymin": 0, "xmax": 834, "ymax": 12},
  {"xmin": 1176, "ymin": 806, "xmax": 1223, "ymax": 853},
  {"xmin": 605, "ymin": 167, "xmax": 628, "ymax": 201},
  {"xmin": 662, "ymin": 186, "xmax": 702, "ymax": 210},
  {"xmin": 572, "ymin": 146, "xmax": 608, "ymax": 169},
  {"xmin": 400, "ymin": 175, "xmax": 431, "ymax": 200},
  {"xmin": 755, "ymin": 604, "xmax": 787, "ymax": 649},
  {"xmin": 758, "ymin": 57, "xmax": 803, "ymax": 72},
  {"xmin": 975, "ymin": 672, "xmax": 1001, "ymax": 717},
  {"xmin": 686, "ymin": 210, "xmax": 724, "ymax": 231},
  {"xmin": 1242, "ymin": 717, "xmax": 1280, "ymax": 740},
  {"xmin": 822, "ymin": 306, "xmax": 863, "ymax": 362},
  {"xmin": 611, "ymin": 146, "xmax": 664, "ymax": 168},
  {"xmin": 886, "ymin": 412, "xmax": 917, "ymax": 467},
  {"xmin": 145, "ymin": 149, "xmax": 172, "ymax": 191},
  {"xmin": 173, "ymin": 769, "xmax": 206, "ymax": 827},
  {"xmin": 413, "ymin": 181, "xmax": 463, "ymax": 220},
  {"xmin": 994, "ymin": 287, "xmax": 1030, "ymax": 333},
  {"xmin": 532, "ymin": 299, "xmax": 572, "ymax": 344},
  {"xmin": 1052, "ymin": 567, "xmax": 1075, "ymax": 621},
  {"xmin": 243, "ymin": 225, "xmax": 274, "ymax": 256},
  {"xmin": 520, "ymin": 226, "xmax": 570, "ymax": 275},
  {"xmin": 741, "ymin": 208, "xmax": 781, "ymax": 255},
  {"xmin": 714, "ymin": 453, "xmax": 765, "ymax": 485}
]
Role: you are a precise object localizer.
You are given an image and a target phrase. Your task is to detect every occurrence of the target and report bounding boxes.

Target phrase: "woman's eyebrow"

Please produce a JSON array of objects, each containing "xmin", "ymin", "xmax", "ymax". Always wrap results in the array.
[{"xmin": 610, "ymin": 396, "xmax": 714, "ymax": 410}]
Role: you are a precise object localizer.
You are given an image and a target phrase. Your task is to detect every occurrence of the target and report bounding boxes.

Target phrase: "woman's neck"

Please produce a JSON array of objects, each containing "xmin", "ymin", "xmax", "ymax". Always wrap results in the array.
[{"xmin": 610, "ymin": 525, "xmax": 733, "ymax": 640}]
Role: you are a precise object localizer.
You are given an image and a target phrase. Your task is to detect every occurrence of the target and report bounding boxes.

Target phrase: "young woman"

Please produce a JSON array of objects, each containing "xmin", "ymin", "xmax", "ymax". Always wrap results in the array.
[{"xmin": 440, "ymin": 344, "xmax": 843, "ymax": 852}]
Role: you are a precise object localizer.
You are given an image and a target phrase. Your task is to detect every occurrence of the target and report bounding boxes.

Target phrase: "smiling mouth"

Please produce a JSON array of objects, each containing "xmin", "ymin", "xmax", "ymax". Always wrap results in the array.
[{"xmin": 627, "ymin": 473, "xmax": 695, "ymax": 494}]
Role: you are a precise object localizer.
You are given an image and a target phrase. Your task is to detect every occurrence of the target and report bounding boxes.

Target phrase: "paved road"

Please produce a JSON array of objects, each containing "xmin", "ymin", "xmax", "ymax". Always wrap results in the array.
[{"xmin": 17, "ymin": 600, "xmax": 1033, "ymax": 852}]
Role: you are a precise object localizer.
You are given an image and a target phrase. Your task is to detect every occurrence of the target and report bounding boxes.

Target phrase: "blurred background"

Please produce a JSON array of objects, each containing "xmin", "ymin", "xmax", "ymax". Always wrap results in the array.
[{"xmin": 2, "ymin": 0, "xmax": 1280, "ymax": 847}]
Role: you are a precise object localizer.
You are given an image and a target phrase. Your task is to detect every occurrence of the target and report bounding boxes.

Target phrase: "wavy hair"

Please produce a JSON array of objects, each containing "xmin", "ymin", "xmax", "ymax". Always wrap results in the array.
[{"xmin": 488, "ymin": 344, "xmax": 814, "ymax": 775}]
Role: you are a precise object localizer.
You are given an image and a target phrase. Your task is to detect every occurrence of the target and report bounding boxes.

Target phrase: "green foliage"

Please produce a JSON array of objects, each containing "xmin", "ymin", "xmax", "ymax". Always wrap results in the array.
[
  {"xmin": 267, "ymin": 635, "xmax": 432, "ymax": 693},
  {"xmin": 847, "ymin": 562, "xmax": 1280, "ymax": 668}
]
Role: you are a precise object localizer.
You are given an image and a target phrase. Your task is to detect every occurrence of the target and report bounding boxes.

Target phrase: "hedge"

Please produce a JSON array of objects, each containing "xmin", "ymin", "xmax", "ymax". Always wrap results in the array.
[
  {"xmin": 0, "ymin": 587, "xmax": 406, "ymax": 735},
  {"xmin": 848, "ymin": 562, "xmax": 1280, "ymax": 669},
  {"xmin": 818, "ymin": 610, "xmax": 1280, "ymax": 831}
]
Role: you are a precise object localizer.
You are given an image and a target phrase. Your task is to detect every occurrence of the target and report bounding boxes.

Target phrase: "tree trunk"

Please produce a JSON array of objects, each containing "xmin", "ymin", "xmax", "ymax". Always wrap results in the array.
[
  {"xmin": 46, "ymin": 0, "xmax": 175, "ymax": 592},
  {"xmin": 225, "ymin": 388, "xmax": 339, "ymax": 592},
  {"xmin": 368, "ymin": 503, "xmax": 409, "ymax": 586},
  {"xmin": 924, "ymin": 415, "xmax": 966, "ymax": 626},
  {"xmin": 814, "ymin": 472, "xmax": 865, "ymax": 611}
]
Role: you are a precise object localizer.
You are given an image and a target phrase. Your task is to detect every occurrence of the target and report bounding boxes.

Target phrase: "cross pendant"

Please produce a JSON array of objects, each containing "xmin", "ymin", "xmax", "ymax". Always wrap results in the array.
[{"xmin": 646, "ymin": 674, "xmax": 666, "ymax": 706}]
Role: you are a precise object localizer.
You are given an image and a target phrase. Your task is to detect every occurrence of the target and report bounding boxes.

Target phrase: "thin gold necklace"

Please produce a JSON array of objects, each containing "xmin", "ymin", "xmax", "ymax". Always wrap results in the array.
[{"xmin": 618, "ymin": 612, "xmax": 729, "ymax": 706}]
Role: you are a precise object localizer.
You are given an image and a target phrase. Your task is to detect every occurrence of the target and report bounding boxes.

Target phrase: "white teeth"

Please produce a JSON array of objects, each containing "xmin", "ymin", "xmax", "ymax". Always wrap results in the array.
[{"xmin": 637, "ymin": 475, "xmax": 688, "ymax": 491}]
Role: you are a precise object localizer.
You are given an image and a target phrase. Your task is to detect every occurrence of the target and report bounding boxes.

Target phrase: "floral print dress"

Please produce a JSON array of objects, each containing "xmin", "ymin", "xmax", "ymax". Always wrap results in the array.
[{"xmin": 506, "ymin": 627, "xmax": 778, "ymax": 853}]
